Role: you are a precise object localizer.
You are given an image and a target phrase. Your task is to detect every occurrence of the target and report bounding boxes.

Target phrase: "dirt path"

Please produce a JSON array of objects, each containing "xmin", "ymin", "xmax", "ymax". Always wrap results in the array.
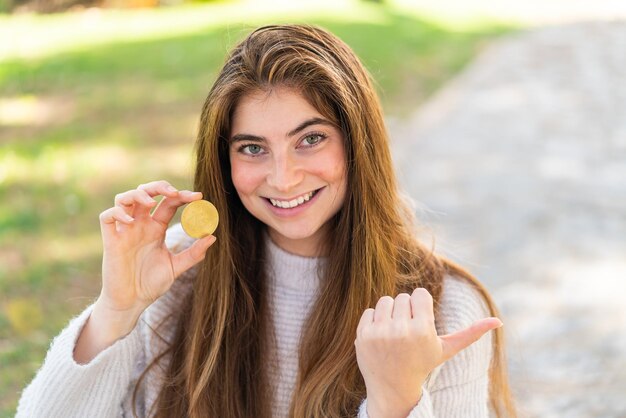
[{"xmin": 389, "ymin": 21, "xmax": 626, "ymax": 417}]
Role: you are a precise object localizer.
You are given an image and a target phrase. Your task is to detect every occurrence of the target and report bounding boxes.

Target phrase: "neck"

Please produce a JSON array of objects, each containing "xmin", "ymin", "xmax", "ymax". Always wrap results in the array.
[{"xmin": 267, "ymin": 225, "xmax": 330, "ymax": 257}]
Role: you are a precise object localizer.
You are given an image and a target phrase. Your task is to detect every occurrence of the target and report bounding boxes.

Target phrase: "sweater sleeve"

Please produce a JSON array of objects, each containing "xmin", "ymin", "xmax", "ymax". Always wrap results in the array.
[
  {"xmin": 15, "ymin": 223, "xmax": 196, "ymax": 418},
  {"xmin": 356, "ymin": 276, "xmax": 493, "ymax": 418},
  {"xmin": 14, "ymin": 302, "xmax": 145, "ymax": 418}
]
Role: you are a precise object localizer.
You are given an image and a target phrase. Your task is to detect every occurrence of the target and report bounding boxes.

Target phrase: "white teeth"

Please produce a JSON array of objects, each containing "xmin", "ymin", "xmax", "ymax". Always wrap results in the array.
[{"xmin": 269, "ymin": 190, "xmax": 316, "ymax": 209}]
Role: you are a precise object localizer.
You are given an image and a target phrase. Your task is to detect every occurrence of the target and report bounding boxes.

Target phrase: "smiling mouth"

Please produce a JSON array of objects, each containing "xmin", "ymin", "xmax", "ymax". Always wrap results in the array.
[{"xmin": 265, "ymin": 188, "xmax": 322, "ymax": 209}]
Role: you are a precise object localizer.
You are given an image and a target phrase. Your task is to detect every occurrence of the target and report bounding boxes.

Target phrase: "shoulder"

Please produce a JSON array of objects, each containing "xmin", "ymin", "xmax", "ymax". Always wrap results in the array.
[
  {"xmin": 428, "ymin": 275, "xmax": 494, "ymax": 391},
  {"xmin": 435, "ymin": 275, "xmax": 491, "ymax": 335}
]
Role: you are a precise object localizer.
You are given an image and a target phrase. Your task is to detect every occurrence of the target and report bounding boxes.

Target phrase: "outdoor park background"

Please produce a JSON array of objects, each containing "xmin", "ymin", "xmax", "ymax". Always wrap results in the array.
[{"xmin": 1, "ymin": 1, "xmax": 625, "ymax": 417}]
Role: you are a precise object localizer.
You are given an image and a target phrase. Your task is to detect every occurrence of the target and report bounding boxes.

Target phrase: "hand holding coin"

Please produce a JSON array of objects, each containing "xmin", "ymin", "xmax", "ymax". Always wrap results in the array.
[
  {"xmin": 181, "ymin": 200, "xmax": 219, "ymax": 238},
  {"xmin": 98, "ymin": 181, "xmax": 217, "ymax": 322}
]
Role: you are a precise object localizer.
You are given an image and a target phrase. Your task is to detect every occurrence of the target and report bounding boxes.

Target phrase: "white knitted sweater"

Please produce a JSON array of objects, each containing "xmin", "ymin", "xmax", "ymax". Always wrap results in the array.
[{"xmin": 16, "ymin": 224, "xmax": 493, "ymax": 417}]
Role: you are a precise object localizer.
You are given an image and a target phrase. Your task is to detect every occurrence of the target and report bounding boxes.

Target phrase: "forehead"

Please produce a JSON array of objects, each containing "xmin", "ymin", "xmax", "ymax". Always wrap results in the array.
[{"xmin": 231, "ymin": 87, "xmax": 324, "ymax": 132}]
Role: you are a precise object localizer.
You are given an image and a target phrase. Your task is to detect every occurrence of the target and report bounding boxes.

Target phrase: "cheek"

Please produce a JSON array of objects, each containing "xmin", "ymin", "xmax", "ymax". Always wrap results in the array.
[
  {"xmin": 230, "ymin": 159, "xmax": 261, "ymax": 195},
  {"xmin": 319, "ymin": 160, "xmax": 347, "ymax": 210},
  {"xmin": 330, "ymin": 153, "xmax": 348, "ymax": 202},
  {"xmin": 321, "ymin": 147, "xmax": 347, "ymax": 184}
]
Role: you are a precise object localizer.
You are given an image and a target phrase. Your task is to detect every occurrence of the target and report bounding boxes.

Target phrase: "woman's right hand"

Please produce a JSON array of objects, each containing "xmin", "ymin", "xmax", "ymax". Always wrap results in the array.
[{"xmin": 97, "ymin": 180, "xmax": 217, "ymax": 317}]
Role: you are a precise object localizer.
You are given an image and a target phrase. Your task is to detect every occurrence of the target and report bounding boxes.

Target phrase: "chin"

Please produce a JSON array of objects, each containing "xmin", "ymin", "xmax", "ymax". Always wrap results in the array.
[
  {"xmin": 278, "ymin": 228, "xmax": 319, "ymax": 241},
  {"xmin": 271, "ymin": 224, "xmax": 321, "ymax": 241}
]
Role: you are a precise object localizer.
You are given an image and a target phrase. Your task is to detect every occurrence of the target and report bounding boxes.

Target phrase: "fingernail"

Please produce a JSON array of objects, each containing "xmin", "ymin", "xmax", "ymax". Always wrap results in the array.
[
  {"xmin": 166, "ymin": 185, "xmax": 177, "ymax": 192},
  {"xmin": 181, "ymin": 190, "xmax": 201, "ymax": 196},
  {"xmin": 125, "ymin": 214, "xmax": 134, "ymax": 222}
]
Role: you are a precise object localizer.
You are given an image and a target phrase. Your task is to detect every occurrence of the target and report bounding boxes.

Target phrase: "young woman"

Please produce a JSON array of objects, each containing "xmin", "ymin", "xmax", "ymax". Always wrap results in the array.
[{"xmin": 17, "ymin": 24, "xmax": 516, "ymax": 418}]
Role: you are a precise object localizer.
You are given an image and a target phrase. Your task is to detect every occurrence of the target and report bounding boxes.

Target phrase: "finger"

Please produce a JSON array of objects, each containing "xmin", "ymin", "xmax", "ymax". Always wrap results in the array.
[
  {"xmin": 137, "ymin": 180, "xmax": 179, "ymax": 198},
  {"xmin": 356, "ymin": 308, "xmax": 375, "ymax": 337},
  {"xmin": 99, "ymin": 206, "xmax": 134, "ymax": 238},
  {"xmin": 151, "ymin": 190, "xmax": 203, "ymax": 226},
  {"xmin": 410, "ymin": 287, "xmax": 434, "ymax": 323},
  {"xmin": 440, "ymin": 317, "xmax": 503, "ymax": 361},
  {"xmin": 374, "ymin": 296, "xmax": 394, "ymax": 323},
  {"xmin": 170, "ymin": 234, "xmax": 217, "ymax": 278},
  {"xmin": 136, "ymin": 181, "xmax": 179, "ymax": 219},
  {"xmin": 392, "ymin": 293, "xmax": 412, "ymax": 320},
  {"xmin": 114, "ymin": 189, "xmax": 157, "ymax": 219},
  {"xmin": 115, "ymin": 189, "xmax": 156, "ymax": 207}
]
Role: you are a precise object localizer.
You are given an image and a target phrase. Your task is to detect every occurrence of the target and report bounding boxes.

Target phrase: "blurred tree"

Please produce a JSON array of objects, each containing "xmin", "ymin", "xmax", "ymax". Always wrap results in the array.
[
  {"xmin": 0, "ymin": 0, "xmax": 22, "ymax": 13},
  {"xmin": 5, "ymin": 0, "xmax": 101, "ymax": 13},
  {"xmin": 0, "ymin": 0, "xmax": 11, "ymax": 12},
  {"xmin": 1, "ymin": 0, "xmax": 227, "ymax": 12},
  {"xmin": 103, "ymin": 0, "xmax": 159, "ymax": 7}
]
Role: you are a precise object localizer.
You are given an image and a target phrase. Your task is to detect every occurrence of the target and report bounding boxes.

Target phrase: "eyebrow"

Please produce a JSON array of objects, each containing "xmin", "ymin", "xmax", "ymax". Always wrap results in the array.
[{"xmin": 229, "ymin": 117, "xmax": 335, "ymax": 143}]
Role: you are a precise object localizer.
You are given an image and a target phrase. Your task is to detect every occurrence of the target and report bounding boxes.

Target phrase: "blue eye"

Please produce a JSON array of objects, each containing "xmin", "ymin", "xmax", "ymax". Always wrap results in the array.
[
  {"xmin": 302, "ymin": 133, "xmax": 327, "ymax": 147},
  {"xmin": 240, "ymin": 144, "xmax": 263, "ymax": 155}
]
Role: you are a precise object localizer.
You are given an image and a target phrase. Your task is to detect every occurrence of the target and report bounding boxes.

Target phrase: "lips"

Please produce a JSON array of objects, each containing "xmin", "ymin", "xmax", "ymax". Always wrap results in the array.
[
  {"xmin": 260, "ymin": 187, "xmax": 325, "ymax": 219},
  {"xmin": 266, "ymin": 188, "xmax": 322, "ymax": 209}
]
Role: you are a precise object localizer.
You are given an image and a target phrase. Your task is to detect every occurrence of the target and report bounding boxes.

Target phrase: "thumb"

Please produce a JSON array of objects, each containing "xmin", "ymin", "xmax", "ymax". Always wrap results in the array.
[
  {"xmin": 440, "ymin": 317, "xmax": 502, "ymax": 361},
  {"xmin": 171, "ymin": 235, "xmax": 216, "ymax": 278}
]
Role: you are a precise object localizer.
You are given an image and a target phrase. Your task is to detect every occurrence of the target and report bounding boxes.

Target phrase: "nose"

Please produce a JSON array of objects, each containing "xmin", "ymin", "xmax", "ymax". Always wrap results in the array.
[{"xmin": 266, "ymin": 152, "xmax": 303, "ymax": 193}]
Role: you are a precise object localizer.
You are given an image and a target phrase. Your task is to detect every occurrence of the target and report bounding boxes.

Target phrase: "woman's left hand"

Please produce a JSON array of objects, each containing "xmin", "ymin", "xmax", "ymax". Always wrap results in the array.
[{"xmin": 354, "ymin": 288, "xmax": 502, "ymax": 418}]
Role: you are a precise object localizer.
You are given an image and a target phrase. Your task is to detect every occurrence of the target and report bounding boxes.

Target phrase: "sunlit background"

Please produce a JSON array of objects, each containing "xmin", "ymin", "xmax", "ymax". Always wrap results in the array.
[{"xmin": 1, "ymin": 0, "xmax": 625, "ymax": 417}]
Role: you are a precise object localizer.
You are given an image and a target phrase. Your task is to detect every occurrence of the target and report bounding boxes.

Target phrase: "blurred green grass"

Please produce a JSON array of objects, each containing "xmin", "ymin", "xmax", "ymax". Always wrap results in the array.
[{"xmin": 0, "ymin": 1, "xmax": 514, "ymax": 415}]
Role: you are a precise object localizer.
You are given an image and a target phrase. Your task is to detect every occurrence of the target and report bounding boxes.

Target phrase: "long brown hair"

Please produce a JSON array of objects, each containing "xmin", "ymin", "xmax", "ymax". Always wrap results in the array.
[{"xmin": 133, "ymin": 24, "xmax": 516, "ymax": 417}]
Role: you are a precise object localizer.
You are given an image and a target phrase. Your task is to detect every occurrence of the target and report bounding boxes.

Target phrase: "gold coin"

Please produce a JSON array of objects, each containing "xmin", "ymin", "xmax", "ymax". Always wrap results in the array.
[{"xmin": 181, "ymin": 200, "xmax": 219, "ymax": 239}]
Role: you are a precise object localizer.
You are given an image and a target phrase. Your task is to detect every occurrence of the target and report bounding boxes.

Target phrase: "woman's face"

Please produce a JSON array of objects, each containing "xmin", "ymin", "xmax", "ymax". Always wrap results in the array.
[{"xmin": 229, "ymin": 87, "xmax": 347, "ymax": 257}]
